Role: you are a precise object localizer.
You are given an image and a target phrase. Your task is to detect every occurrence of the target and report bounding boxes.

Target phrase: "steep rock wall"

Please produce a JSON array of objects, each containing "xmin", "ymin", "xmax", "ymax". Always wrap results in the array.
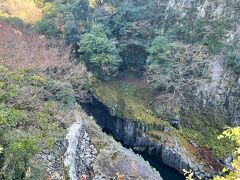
[
  {"xmin": 91, "ymin": 0, "xmax": 240, "ymax": 126},
  {"xmin": 82, "ymin": 97, "xmax": 212, "ymax": 177},
  {"xmin": 196, "ymin": 56, "xmax": 240, "ymax": 125}
]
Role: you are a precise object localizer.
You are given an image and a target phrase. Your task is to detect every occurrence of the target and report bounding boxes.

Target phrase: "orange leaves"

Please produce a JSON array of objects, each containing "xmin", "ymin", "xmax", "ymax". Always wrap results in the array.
[{"xmin": 117, "ymin": 174, "xmax": 124, "ymax": 180}]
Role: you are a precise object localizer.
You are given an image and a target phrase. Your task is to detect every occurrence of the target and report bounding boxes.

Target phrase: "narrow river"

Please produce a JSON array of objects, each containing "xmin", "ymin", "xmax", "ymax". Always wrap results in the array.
[
  {"xmin": 81, "ymin": 99, "xmax": 185, "ymax": 180},
  {"xmin": 101, "ymin": 126, "xmax": 185, "ymax": 180},
  {"xmin": 135, "ymin": 150, "xmax": 185, "ymax": 180}
]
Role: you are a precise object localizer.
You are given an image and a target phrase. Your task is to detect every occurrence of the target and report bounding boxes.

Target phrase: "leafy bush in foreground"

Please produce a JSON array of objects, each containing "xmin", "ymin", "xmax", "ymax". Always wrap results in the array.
[{"xmin": 0, "ymin": 67, "xmax": 74, "ymax": 179}]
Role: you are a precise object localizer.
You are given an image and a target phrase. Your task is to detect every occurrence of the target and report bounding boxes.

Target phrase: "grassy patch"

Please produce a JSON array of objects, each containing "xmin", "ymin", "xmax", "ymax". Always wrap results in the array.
[
  {"xmin": 111, "ymin": 152, "xmax": 119, "ymax": 162},
  {"xmin": 93, "ymin": 76, "xmax": 232, "ymax": 163},
  {"xmin": 180, "ymin": 109, "xmax": 227, "ymax": 130},
  {"xmin": 93, "ymin": 79, "xmax": 169, "ymax": 127},
  {"xmin": 146, "ymin": 130, "xmax": 171, "ymax": 141},
  {"xmin": 179, "ymin": 110, "xmax": 232, "ymax": 159},
  {"xmin": 181, "ymin": 127, "xmax": 233, "ymax": 159}
]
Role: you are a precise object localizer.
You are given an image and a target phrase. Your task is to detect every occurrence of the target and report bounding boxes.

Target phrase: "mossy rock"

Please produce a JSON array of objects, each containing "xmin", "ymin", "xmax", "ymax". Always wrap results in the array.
[
  {"xmin": 93, "ymin": 80, "xmax": 171, "ymax": 128},
  {"xmin": 93, "ymin": 78, "xmax": 233, "ymax": 162}
]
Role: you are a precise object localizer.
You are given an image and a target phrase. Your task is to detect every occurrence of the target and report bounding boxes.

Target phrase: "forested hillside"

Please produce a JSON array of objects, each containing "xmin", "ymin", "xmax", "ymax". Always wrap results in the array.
[{"xmin": 0, "ymin": 0, "xmax": 239, "ymax": 179}]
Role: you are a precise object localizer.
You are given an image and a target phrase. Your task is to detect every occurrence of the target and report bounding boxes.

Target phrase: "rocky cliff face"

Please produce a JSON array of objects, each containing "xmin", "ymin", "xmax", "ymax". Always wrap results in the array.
[
  {"xmin": 36, "ymin": 107, "xmax": 162, "ymax": 179},
  {"xmin": 71, "ymin": 0, "xmax": 239, "ymax": 178},
  {"xmin": 82, "ymin": 97, "xmax": 214, "ymax": 178},
  {"xmin": 196, "ymin": 57, "xmax": 240, "ymax": 125},
  {"xmin": 150, "ymin": 48, "xmax": 240, "ymax": 127},
  {"xmin": 91, "ymin": 0, "xmax": 240, "ymax": 126},
  {"xmin": 87, "ymin": 117, "xmax": 162, "ymax": 180}
]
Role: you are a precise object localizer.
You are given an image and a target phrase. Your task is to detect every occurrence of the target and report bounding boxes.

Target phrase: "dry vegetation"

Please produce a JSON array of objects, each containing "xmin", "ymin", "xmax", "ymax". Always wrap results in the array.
[
  {"xmin": 0, "ymin": 22, "xmax": 93, "ymax": 102},
  {"xmin": 0, "ymin": 22, "xmax": 70, "ymax": 71},
  {"xmin": 0, "ymin": 0, "xmax": 42, "ymax": 23}
]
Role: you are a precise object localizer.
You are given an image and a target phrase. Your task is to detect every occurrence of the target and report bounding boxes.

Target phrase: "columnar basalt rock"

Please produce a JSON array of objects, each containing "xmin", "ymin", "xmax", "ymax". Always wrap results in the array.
[
  {"xmin": 86, "ymin": 117, "xmax": 163, "ymax": 180},
  {"xmin": 82, "ymin": 97, "xmax": 213, "ymax": 178},
  {"xmin": 196, "ymin": 57, "xmax": 240, "ymax": 125}
]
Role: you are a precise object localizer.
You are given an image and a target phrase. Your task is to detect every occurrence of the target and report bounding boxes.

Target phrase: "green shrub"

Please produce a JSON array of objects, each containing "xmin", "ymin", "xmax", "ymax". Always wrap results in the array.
[
  {"xmin": 44, "ymin": 80, "xmax": 76, "ymax": 108},
  {"xmin": 145, "ymin": 36, "xmax": 173, "ymax": 90},
  {"xmin": 226, "ymin": 51, "xmax": 240, "ymax": 74},
  {"xmin": 35, "ymin": 18, "xmax": 60, "ymax": 37},
  {"xmin": 78, "ymin": 24, "xmax": 122, "ymax": 80},
  {"xmin": 0, "ymin": 67, "xmax": 68, "ymax": 179},
  {"xmin": 63, "ymin": 14, "xmax": 80, "ymax": 44}
]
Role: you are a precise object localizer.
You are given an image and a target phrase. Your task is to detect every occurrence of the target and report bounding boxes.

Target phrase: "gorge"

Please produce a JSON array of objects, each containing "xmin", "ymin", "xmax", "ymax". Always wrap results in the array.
[
  {"xmin": 81, "ymin": 97, "xmax": 185, "ymax": 180},
  {"xmin": 0, "ymin": 0, "xmax": 239, "ymax": 179}
]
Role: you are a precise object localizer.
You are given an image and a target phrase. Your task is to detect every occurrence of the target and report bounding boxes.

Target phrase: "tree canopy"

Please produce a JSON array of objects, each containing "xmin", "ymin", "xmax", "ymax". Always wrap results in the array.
[{"xmin": 78, "ymin": 24, "xmax": 122, "ymax": 80}]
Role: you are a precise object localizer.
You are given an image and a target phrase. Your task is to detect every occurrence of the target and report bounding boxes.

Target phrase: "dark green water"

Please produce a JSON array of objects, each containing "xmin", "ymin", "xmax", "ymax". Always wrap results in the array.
[
  {"xmin": 120, "ymin": 142, "xmax": 184, "ymax": 180},
  {"xmin": 134, "ymin": 150, "xmax": 185, "ymax": 180},
  {"xmin": 109, "ymin": 131, "xmax": 185, "ymax": 180},
  {"xmin": 103, "ymin": 126, "xmax": 185, "ymax": 180}
]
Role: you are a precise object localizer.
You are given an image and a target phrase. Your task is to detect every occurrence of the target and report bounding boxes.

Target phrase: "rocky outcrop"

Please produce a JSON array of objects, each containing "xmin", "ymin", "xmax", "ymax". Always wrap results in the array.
[
  {"xmin": 36, "ymin": 107, "xmax": 162, "ymax": 179},
  {"xmin": 82, "ymin": 97, "xmax": 212, "ymax": 178},
  {"xmin": 135, "ymin": 135, "xmax": 193, "ymax": 173},
  {"xmin": 64, "ymin": 121, "xmax": 84, "ymax": 179},
  {"xmin": 63, "ymin": 108, "xmax": 162, "ymax": 180},
  {"xmin": 64, "ymin": 111, "xmax": 97, "ymax": 180},
  {"xmin": 87, "ymin": 118, "xmax": 162, "ymax": 180},
  {"xmin": 196, "ymin": 56, "xmax": 240, "ymax": 125},
  {"xmin": 92, "ymin": 148, "xmax": 161, "ymax": 180}
]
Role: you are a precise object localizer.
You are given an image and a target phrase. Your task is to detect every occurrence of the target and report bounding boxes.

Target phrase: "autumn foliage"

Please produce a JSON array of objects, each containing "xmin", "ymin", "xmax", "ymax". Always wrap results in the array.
[
  {"xmin": 0, "ymin": 0, "xmax": 42, "ymax": 23},
  {"xmin": 0, "ymin": 22, "xmax": 70, "ymax": 70}
]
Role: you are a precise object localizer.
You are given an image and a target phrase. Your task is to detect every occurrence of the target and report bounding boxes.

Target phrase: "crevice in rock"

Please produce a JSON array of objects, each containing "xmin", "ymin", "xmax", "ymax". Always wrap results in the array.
[
  {"xmin": 64, "ymin": 111, "xmax": 97, "ymax": 180},
  {"xmin": 80, "ymin": 97, "xmax": 185, "ymax": 180}
]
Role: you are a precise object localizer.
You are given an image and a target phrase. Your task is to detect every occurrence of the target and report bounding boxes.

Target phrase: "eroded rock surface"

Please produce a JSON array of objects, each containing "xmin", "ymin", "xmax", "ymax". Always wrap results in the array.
[
  {"xmin": 61, "ymin": 108, "xmax": 162, "ymax": 180},
  {"xmin": 87, "ymin": 118, "xmax": 162, "ymax": 180}
]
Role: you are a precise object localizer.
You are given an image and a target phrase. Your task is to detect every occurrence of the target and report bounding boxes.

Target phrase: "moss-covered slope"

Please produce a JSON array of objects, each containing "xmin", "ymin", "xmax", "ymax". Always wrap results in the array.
[
  {"xmin": 0, "ymin": 66, "xmax": 77, "ymax": 179},
  {"xmin": 92, "ymin": 77, "xmax": 233, "ymax": 162}
]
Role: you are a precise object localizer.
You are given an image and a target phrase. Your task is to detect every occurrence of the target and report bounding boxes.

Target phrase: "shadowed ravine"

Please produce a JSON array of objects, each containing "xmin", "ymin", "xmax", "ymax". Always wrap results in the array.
[{"xmin": 80, "ymin": 98, "xmax": 185, "ymax": 180}]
